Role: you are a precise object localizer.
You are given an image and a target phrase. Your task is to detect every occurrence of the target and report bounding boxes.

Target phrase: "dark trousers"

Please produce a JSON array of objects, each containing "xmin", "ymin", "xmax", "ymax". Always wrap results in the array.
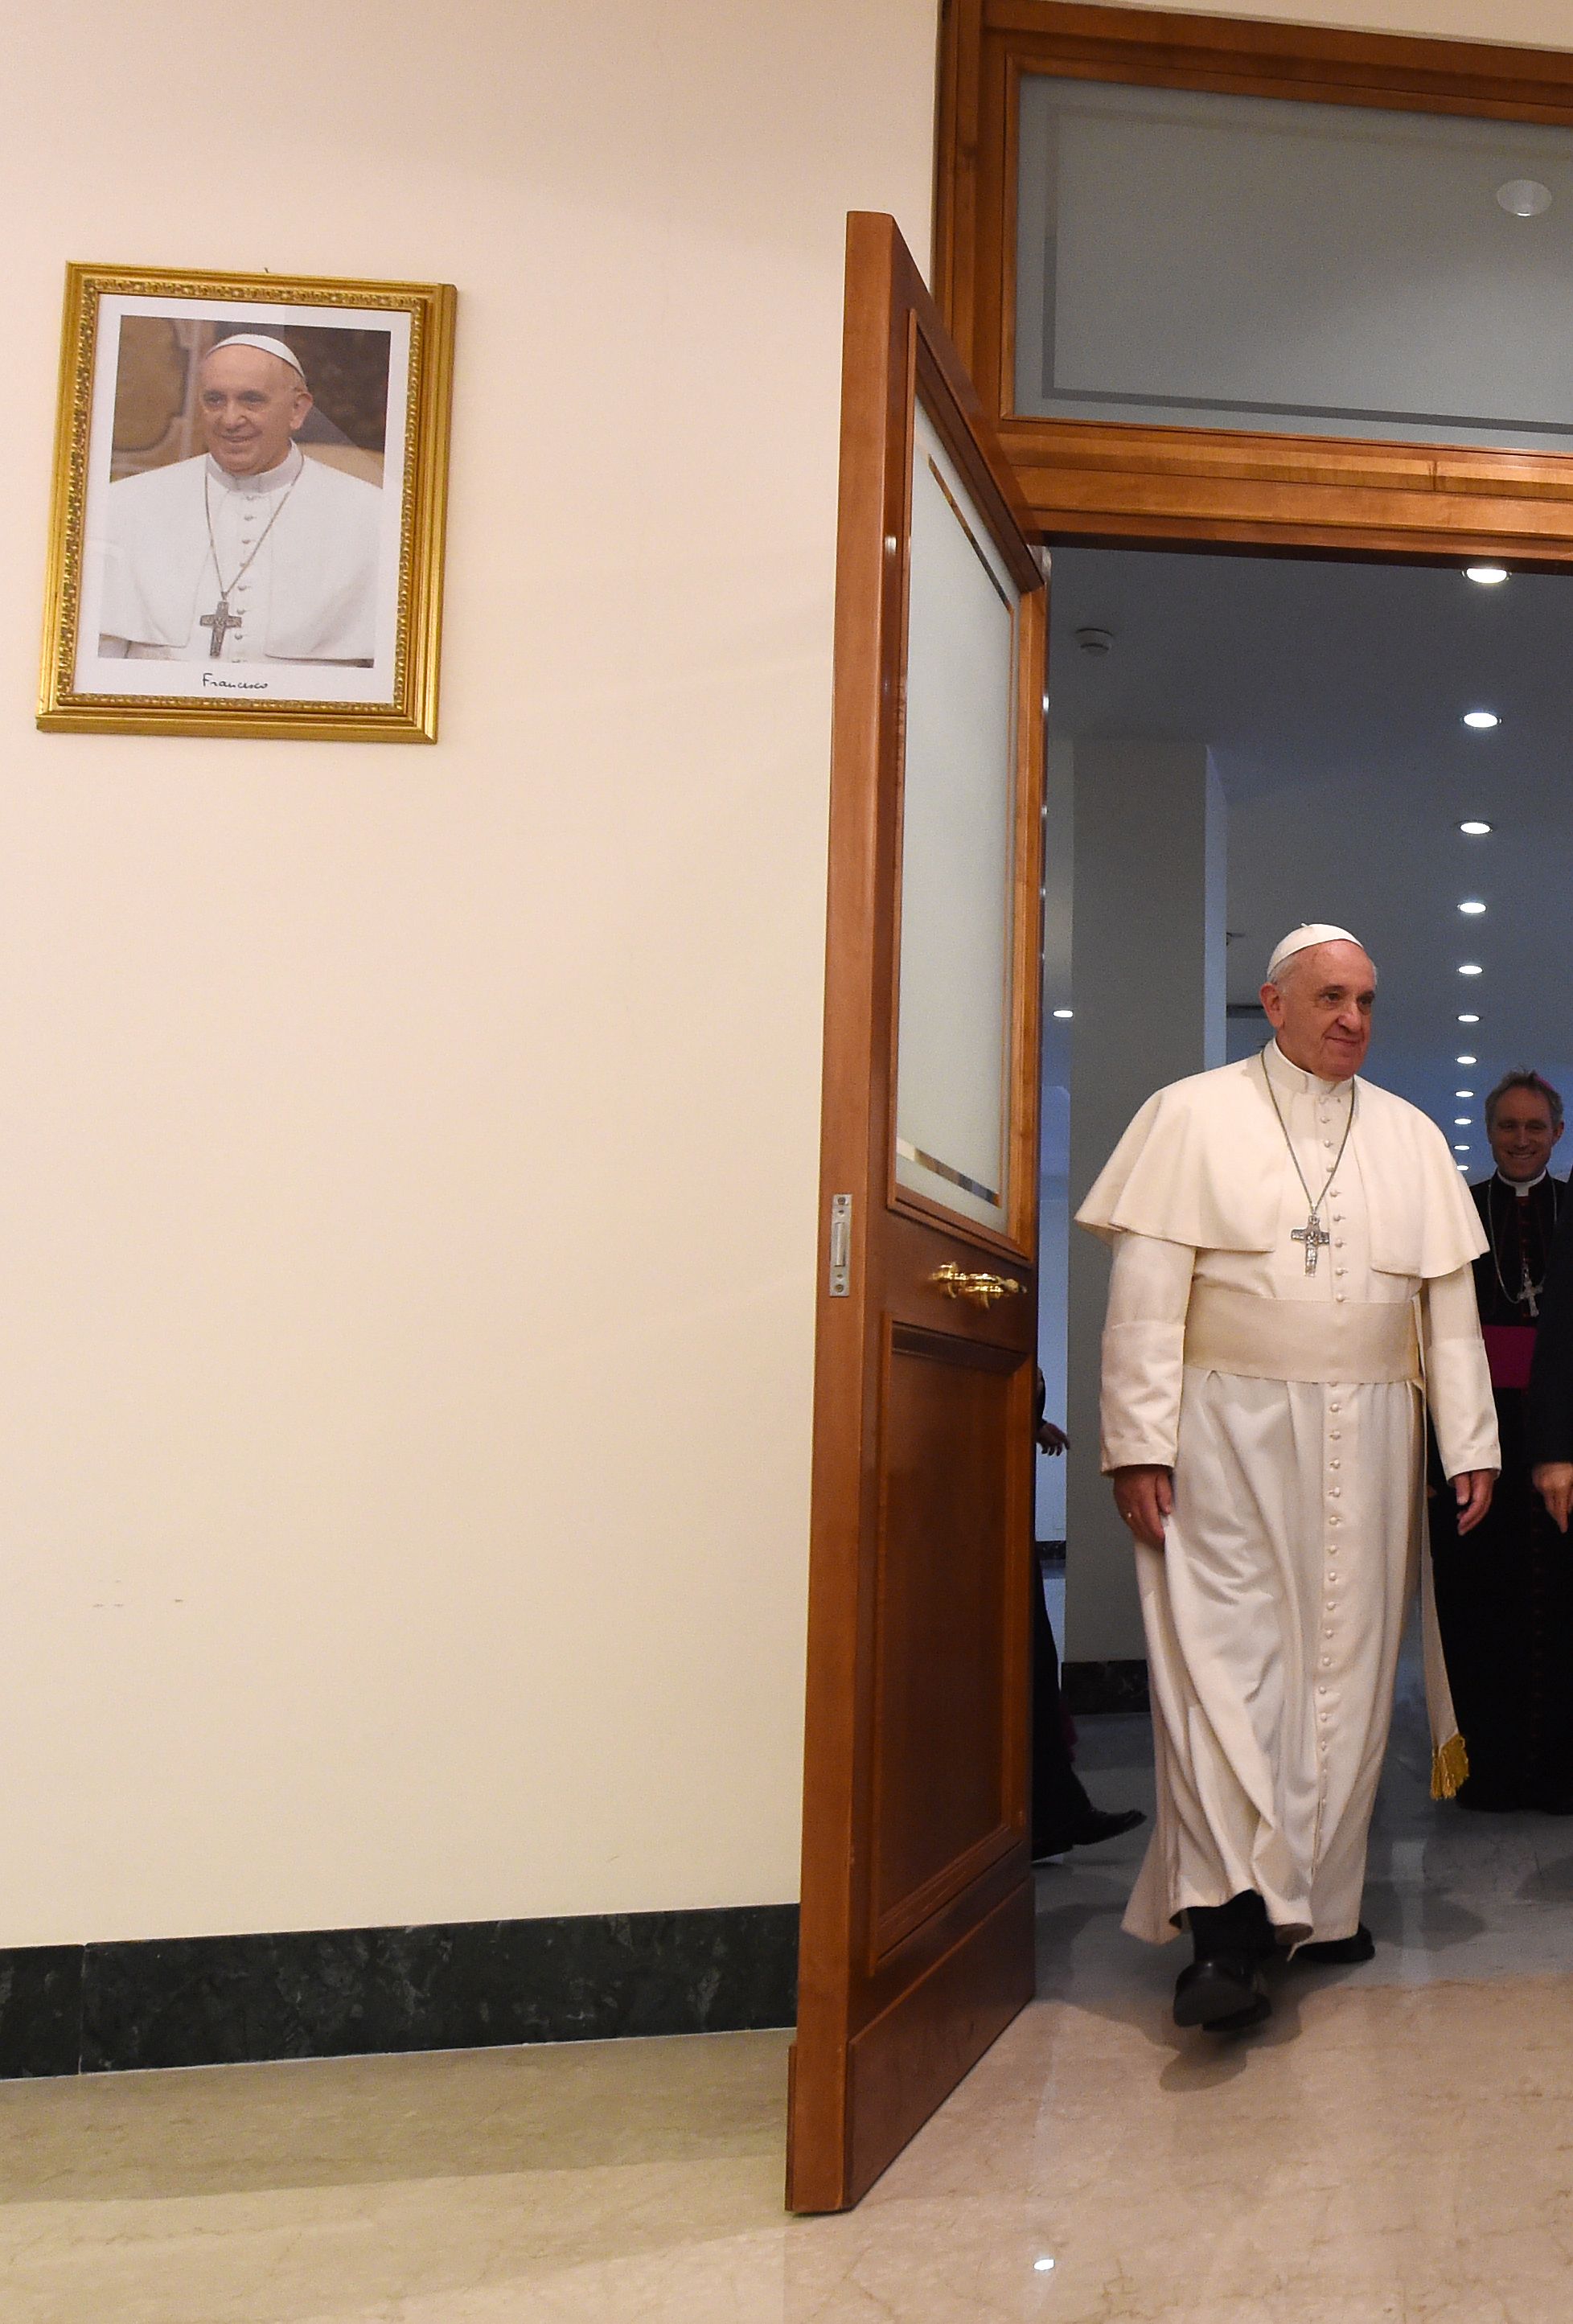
[
  {"xmin": 1031, "ymin": 1557, "xmax": 1094, "ymax": 1848},
  {"xmin": 1188, "ymin": 1891, "xmax": 1271, "ymax": 1961}
]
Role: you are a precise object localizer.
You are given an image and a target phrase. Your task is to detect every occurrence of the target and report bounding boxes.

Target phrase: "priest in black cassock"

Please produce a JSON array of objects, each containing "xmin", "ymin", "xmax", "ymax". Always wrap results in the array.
[{"xmin": 1434, "ymin": 1070, "xmax": 1573, "ymax": 1812}]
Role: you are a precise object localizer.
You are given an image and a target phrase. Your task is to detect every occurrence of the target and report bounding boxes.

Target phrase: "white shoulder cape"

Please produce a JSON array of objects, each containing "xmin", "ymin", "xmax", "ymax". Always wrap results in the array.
[
  {"xmin": 98, "ymin": 452, "xmax": 383, "ymax": 662},
  {"xmin": 1075, "ymin": 1054, "xmax": 1487, "ymax": 1280}
]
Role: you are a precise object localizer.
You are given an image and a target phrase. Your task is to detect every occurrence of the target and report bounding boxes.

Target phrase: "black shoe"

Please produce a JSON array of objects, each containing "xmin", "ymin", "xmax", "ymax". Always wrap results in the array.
[
  {"xmin": 1201, "ymin": 1993, "xmax": 1273, "ymax": 2033},
  {"xmin": 1532, "ymin": 1792, "xmax": 1573, "ymax": 1817},
  {"xmin": 1031, "ymin": 1805, "xmax": 1144, "ymax": 1862},
  {"xmin": 1293, "ymin": 1924, "xmax": 1375, "ymax": 1966},
  {"xmin": 1173, "ymin": 1954, "xmax": 1269, "ymax": 2030}
]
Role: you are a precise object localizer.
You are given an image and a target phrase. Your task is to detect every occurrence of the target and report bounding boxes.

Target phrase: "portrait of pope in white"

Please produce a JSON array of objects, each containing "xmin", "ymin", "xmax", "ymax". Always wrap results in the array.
[
  {"xmin": 41, "ymin": 268, "xmax": 452, "ymax": 741},
  {"xmin": 95, "ymin": 322, "xmax": 388, "ymax": 674}
]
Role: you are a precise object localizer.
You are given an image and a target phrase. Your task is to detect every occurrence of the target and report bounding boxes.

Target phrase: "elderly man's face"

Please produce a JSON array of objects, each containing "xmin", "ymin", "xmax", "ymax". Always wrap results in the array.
[
  {"xmin": 1259, "ymin": 940, "xmax": 1376, "ymax": 1082},
  {"xmin": 197, "ymin": 344, "xmax": 310, "ymax": 477},
  {"xmin": 1489, "ymin": 1087, "xmax": 1563, "ymax": 1182}
]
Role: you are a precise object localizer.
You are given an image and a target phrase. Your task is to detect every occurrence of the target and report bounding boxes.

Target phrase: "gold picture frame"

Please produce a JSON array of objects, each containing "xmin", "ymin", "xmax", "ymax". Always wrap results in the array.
[{"xmin": 39, "ymin": 264, "xmax": 456, "ymax": 743}]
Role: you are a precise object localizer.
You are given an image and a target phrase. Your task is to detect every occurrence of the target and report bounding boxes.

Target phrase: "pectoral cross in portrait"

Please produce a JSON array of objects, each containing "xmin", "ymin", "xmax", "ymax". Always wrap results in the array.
[
  {"xmin": 200, "ymin": 595, "xmax": 243, "ymax": 658},
  {"xmin": 1292, "ymin": 1213, "xmax": 1330, "ymax": 1274},
  {"xmin": 1522, "ymin": 1264, "xmax": 1540, "ymax": 1320}
]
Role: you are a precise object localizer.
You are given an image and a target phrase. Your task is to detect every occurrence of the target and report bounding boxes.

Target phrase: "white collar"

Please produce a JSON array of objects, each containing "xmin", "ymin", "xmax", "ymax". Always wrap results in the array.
[
  {"xmin": 1263, "ymin": 1039, "xmax": 1349, "ymax": 1102},
  {"xmin": 203, "ymin": 444, "xmax": 303, "ymax": 495},
  {"xmin": 1495, "ymin": 1168, "xmax": 1548, "ymax": 1198}
]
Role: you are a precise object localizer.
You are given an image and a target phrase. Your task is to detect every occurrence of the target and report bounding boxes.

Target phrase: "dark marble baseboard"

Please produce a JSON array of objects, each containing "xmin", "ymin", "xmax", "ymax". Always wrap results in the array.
[
  {"xmin": 1062, "ymin": 1658, "xmax": 1150, "ymax": 1714},
  {"xmin": 0, "ymin": 1904, "xmax": 799, "ymax": 2080}
]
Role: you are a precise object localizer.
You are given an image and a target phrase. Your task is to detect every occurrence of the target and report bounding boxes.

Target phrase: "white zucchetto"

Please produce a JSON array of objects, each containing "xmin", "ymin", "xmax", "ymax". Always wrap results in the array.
[
  {"xmin": 207, "ymin": 332, "xmax": 307, "ymax": 380},
  {"xmin": 1265, "ymin": 922, "xmax": 1362, "ymax": 981}
]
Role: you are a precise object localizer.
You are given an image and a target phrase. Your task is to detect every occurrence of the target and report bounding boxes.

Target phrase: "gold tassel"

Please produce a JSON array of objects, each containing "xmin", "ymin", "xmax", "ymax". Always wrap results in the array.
[{"xmin": 1431, "ymin": 1732, "xmax": 1470, "ymax": 1801}]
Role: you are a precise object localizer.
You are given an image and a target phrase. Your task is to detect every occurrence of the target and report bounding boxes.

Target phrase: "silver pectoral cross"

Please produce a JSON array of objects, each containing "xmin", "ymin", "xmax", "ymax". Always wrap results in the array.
[
  {"xmin": 200, "ymin": 595, "xmax": 243, "ymax": 658},
  {"xmin": 1292, "ymin": 1213, "xmax": 1331, "ymax": 1274},
  {"xmin": 1523, "ymin": 1266, "xmax": 1540, "ymax": 1320}
]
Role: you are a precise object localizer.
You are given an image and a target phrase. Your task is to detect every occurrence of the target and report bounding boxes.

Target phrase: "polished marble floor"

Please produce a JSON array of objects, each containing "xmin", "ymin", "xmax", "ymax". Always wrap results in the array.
[{"xmin": 8, "ymin": 1658, "xmax": 1573, "ymax": 2322}]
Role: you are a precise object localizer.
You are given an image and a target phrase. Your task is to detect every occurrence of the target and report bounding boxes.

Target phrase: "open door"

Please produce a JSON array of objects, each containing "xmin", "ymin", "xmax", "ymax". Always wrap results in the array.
[{"xmin": 787, "ymin": 214, "xmax": 1047, "ymax": 2213}]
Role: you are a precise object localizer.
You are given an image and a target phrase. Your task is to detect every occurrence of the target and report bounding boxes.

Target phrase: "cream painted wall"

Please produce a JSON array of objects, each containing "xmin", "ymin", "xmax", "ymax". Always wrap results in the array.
[{"xmin": 0, "ymin": 1, "xmax": 938, "ymax": 1946}]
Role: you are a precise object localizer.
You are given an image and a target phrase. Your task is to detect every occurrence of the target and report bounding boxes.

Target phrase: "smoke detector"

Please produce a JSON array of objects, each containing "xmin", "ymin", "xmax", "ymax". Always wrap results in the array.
[{"xmin": 1075, "ymin": 626, "xmax": 1114, "ymax": 656}]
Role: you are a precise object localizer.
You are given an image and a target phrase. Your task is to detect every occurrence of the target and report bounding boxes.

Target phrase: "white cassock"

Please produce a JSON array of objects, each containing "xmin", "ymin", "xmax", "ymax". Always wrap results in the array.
[
  {"xmin": 97, "ymin": 446, "xmax": 382, "ymax": 666},
  {"xmin": 1078, "ymin": 1040, "xmax": 1499, "ymax": 1948}
]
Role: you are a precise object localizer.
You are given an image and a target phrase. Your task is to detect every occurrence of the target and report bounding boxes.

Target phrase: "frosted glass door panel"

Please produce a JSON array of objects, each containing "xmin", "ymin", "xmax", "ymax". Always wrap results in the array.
[
  {"xmin": 1017, "ymin": 76, "xmax": 1573, "ymax": 449},
  {"xmin": 894, "ymin": 403, "xmax": 1020, "ymax": 1234}
]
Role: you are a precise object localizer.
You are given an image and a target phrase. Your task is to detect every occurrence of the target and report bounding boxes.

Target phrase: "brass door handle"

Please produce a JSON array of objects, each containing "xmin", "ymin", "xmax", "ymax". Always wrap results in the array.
[{"xmin": 930, "ymin": 1261, "xmax": 1025, "ymax": 1309}]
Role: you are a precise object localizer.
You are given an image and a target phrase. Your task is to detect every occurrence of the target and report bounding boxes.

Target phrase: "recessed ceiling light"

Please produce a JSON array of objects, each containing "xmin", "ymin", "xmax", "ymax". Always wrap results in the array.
[
  {"xmin": 1458, "ymin": 1163, "xmax": 1470, "ymax": 1172},
  {"xmin": 1463, "ymin": 710, "xmax": 1501, "ymax": 729},
  {"xmin": 1052, "ymin": 1007, "xmax": 1073, "ymax": 1019},
  {"xmin": 1459, "ymin": 963, "xmax": 1483, "ymax": 975},
  {"xmin": 1459, "ymin": 900, "xmax": 1487, "ymax": 915},
  {"xmin": 1455, "ymin": 1116, "xmax": 1473, "ymax": 1125},
  {"xmin": 1460, "ymin": 820, "xmax": 1492, "ymax": 836},
  {"xmin": 1465, "ymin": 565, "xmax": 1509, "ymax": 585},
  {"xmin": 1459, "ymin": 1012, "xmax": 1481, "ymax": 1024},
  {"xmin": 1456, "ymin": 1088, "xmax": 1474, "ymax": 1098},
  {"xmin": 1454, "ymin": 1142, "xmax": 1472, "ymax": 1152},
  {"xmin": 1457, "ymin": 1053, "xmax": 1477, "ymax": 1064},
  {"xmin": 1498, "ymin": 179, "xmax": 1552, "ymax": 218}
]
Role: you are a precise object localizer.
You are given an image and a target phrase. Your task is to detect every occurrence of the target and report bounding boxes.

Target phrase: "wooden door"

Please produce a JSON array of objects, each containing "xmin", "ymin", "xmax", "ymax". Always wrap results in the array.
[{"xmin": 787, "ymin": 213, "xmax": 1047, "ymax": 2214}]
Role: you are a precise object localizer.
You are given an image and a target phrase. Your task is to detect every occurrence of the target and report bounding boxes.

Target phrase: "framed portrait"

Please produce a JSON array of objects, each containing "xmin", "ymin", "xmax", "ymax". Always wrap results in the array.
[{"xmin": 38, "ymin": 265, "xmax": 456, "ymax": 742}]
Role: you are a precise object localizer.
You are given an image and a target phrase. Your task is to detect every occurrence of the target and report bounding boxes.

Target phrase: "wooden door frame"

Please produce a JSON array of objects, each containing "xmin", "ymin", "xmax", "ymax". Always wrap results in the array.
[{"xmin": 937, "ymin": 0, "xmax": 1573, "ymax": 561}]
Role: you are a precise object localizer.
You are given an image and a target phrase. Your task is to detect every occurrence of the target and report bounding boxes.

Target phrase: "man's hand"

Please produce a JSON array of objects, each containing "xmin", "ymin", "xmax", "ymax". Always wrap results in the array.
[
  {"xmin": 1036, "ymin": 1420, "xmax": 1069, "ymax": 1456},
  {"xmin": 1111, "ymin": 1464, "xmax": 1173, "ymax": 1550},
  {"xmin": 1534, "ymin": 1462, "xmax": 1573, "ymax": 1534},
  {"xmin": 1452, "ymin": 1469, "xmax": 1497, "ymax": 1538}
]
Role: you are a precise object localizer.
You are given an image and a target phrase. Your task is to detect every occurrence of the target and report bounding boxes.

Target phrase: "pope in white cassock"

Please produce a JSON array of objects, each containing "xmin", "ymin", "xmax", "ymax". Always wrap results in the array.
[
  {"xmin": 97, "ymin": 333, "xmax": 381, "ymax": 667},
  {"xmin": 1077, "ymin": 926, "xmax": 1499, "ymax": 2032}
]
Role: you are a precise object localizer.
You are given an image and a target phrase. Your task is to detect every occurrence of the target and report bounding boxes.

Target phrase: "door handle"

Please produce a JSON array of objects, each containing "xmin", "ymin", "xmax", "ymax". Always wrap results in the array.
[{"xmin": 930, "ymin": 1261, "xmax": 1025, "ymax": 1309}]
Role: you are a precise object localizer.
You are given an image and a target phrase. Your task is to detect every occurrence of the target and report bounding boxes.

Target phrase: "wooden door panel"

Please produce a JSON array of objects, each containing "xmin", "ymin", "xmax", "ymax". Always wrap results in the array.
[
  {"xmin": 788, "ymin": 212, "xmax": 1046, "ymax": 2214},
  {"xmin": 870, "ymin": 1328, "xmax": 1025, "ymax": 1954},
  {"xmin": 844, "ymin": 1878, "xmax": 1035, "ymax": 2201}
]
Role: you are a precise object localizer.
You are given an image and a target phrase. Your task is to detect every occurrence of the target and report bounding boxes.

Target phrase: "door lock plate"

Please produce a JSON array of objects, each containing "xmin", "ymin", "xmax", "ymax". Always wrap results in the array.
[{"xmin": 828, "ymin": 1195, "xmax": 852, "ymax": 1296}]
